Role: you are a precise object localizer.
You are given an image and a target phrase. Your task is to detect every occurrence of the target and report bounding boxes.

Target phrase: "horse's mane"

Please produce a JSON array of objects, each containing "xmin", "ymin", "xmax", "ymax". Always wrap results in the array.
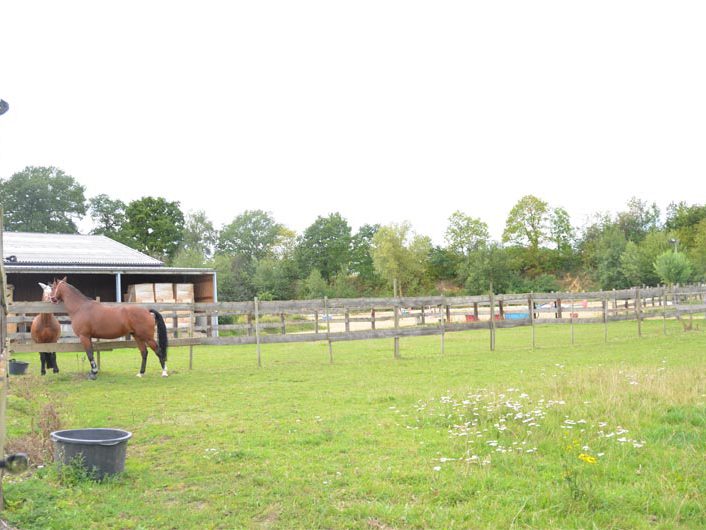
[{"xmin": 62, "ymin": 281, "xmax": 92, "ymax": 302}]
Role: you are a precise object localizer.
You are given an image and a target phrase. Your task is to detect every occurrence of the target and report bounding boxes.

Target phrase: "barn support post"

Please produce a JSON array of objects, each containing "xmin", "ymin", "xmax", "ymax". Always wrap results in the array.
[{"xmin": 115, "ymin": 273, "xmax": 122, "ymax": 302}]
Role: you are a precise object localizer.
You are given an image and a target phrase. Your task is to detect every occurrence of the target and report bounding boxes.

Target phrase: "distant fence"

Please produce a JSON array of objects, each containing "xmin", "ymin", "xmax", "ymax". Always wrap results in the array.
[{"xmin": 6, "ymin": 285, "xmax": 706, "ymax": 365}]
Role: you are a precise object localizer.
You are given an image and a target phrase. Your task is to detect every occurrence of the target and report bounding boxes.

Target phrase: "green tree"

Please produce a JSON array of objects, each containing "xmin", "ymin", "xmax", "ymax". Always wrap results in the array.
[
  {"xmin": 350, "ymin": 224, "xmax": 383, "ymax": 292},
  {"xmin": 445, "ymin": 211, "xmax": 490, "ymax": 256},
  {"xmin": 122, "ymin": 196, "xmax": 185, "ymax": 262},
  {"xmin": 502, "ymin": 195, "xmax": 549, "ymax": 250},
  {"xmin": 178, "ymin": 210, "xmax": 218, "ymax": 260},
  {"xmin": 88, "ymin": 194, "xmax": 127, "ymax": 241},
  {"xmin": 594, "ymin": 226, "xmax": 628, "ymax": 289},
  {"xmin": 213, "ymin": 253, "xmax": 256, "ymax": 301},
  {"xmin": 549, "ymin": 207, "xmax": 574, "ymax": 252},
  {"xmin": 301, "ymin": 269, "xmax": 329, "ymax": 299},
  {"xmin": 253, "ymin": 258, "xmax": 299, "ymax": 300},
  {"xmin": 217, "ymin": 210, "xmax": 283, "ymax": 260},
  {"xmin": 654, "ymin": 251, "xmax": 692, "ymax": 285},
  {"xmin": 616, "ymin": 197, "xmax": 661, "ymax": 242},
  {"xmin": 0, "ymin": 166, "xmax": 86, "ymax": 233},
  {"xmin": 463, "ymin": 243, "xmax": 520, "ymax": 295},
  {"xmin": 371, "ymin": 222, "xmax": 432, "ymax": 296},
  {"xmin": 665, "ymin": 201, "xmax": 706, "ymax": 250},
  {"xmin": 296, "ymin": 213, "xmax": 352, "ymax": 282}
]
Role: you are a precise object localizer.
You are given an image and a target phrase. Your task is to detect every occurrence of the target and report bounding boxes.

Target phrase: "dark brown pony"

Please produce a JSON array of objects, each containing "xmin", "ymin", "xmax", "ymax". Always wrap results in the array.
[
  {"xmin": 31, "ymin": 282, "xmax": 61, "ymax": 375},
  {"xmin": 49, "ymin": 278, "xmax": 168, "ymax": 380}
]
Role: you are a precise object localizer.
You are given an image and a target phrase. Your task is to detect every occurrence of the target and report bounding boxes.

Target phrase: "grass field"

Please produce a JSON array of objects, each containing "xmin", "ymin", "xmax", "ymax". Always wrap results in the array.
[{"xmin": 2, "ymin": 319, "xmax": 705, "ymax": 529}]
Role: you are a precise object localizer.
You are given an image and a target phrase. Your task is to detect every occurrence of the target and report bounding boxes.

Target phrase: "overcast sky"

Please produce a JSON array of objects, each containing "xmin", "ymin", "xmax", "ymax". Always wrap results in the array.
[{"xmin": 1, "ymin": 1, "xmax": 705, "ymax": 244}]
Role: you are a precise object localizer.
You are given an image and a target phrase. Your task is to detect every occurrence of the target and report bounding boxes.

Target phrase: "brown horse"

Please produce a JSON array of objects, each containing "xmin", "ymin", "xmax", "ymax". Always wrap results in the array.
[
  {"xmin": 31, "ymin": 282, "xmax": 61, "ymax": 375},
  {"xmin": 49, "ymin": 278, "xmax": 168, "ymax": 380}
]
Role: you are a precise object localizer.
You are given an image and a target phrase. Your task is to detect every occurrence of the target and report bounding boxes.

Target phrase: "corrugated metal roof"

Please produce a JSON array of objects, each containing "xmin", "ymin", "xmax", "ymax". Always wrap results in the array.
[{"xmin": 2, "ymin": 232, "xmax": 164, "ymax": 267}]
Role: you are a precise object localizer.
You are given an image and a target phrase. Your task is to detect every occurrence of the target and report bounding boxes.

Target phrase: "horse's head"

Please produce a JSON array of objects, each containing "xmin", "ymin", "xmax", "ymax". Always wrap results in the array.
[
  {"xmin": 38, "ymin": 282, "xmax": 53, "ymax": 303},
  {"xmin": 48, "ymin": 277, "xmax": 68, "ymax": 304}
]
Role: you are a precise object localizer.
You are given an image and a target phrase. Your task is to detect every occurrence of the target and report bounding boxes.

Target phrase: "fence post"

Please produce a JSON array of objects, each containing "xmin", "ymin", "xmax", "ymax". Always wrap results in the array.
[
  {"xmin": 371, "ymin": 308, "xmax": 376, "ymax": 330},
  {"xmin": 489, "ymin": 290, "xmax": 496, "ymax": 352},
  {"xmin": 394, "ymin": 303, "xmax": 400, "ymax": 359},
  {"xmin": 635, "ymin": 287, "xmax": 642, "ymax": 338},
  {"xmin": 529, "ymin": 293, "xmax": 535, "ymax": 350},
  {"xmin": 440, "ymin": 303, "xmax": 445, "ymax": 355},
  {"xmin": 570, "ymin": 298, "xmax": 575, "ymax": 345},
  {"xmin": 314, "ymin": 310, "xmax": 319, "ymax": 334},
  {"xmin": 603, "ymin": 296, "xmax": 608, "ymax": 343},
  {"xmin": 344, "ymin": 309, "xmax": 350, "ymax": 333},
  {"xmin": 324, "ymin": 297, "xmax": 332, "ymax": 363},
  {"xmin": 254, "ymin": 297, "xmax": 261, "ymax": 368},
  {"xmin": 280, "ymin": 313, "xmax": 286, "ymax": 335},
  {"xmin": 189, "ymin": 303, "xmax": 194, "ymax": 370}
]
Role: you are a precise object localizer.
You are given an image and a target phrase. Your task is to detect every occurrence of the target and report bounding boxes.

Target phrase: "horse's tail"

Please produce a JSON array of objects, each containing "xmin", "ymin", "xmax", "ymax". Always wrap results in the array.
[{"xmin": 149, "ymin": 309, "xmax": 169, "ymax": 361}]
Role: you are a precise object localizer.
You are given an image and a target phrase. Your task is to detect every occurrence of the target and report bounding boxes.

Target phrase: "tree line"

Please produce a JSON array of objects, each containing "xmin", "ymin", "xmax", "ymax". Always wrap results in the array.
[{"xmin": 0, "ymin": 166, "xmax": 700, "ymax": 301}]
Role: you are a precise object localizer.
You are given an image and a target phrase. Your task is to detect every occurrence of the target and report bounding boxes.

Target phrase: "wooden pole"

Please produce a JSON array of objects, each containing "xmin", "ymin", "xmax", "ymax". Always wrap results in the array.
[
  {"xmin": 529, "ymin": 293, "xmax": 535, "ymax": 350},
  {"xmin": 254, "ymin": 297, "xmax": 261, "ymax": 368},
  {"xmin": 570, "ymin": 298, "xmax": 575, "ymax": 345},
  {"xmin": 344, "ymin": 309, "xmax": 350, "ymax": 333},
  {"xmin": 324, "ymin": 297, "xmax": 332, "ymax": 363},
  {"xmin": 603, "ymin": 297, "xmax": 608, "ymax": 343},
  {"xmin": 394, "ymin": 303, "xmax": 400, "ymax": 359},
  {"xmin": 635, "ymin": 288, "xmax": 642, "ymax": 338},
  {"xmin": 440, "ymin": 303, "xmax": 445, "ymax": 355},
  {"xmin": 189, "ymin": 303, "xmax": 194, "ymax": 370},
  {"xmin": 314, "ymin": 310, "xmax": 319, "ymax": 334},
  {"xmin": 371, "ymin": 308, "xmax": 376, "ymax": 330},
  {"xmin": 0, "ymin": 219, "xmax": 6, "ymax": 509},
  {"xmin": 489, "ymin": 289, "xmax": 496, "ymax": 352},
  {"xmin": 280, "ymin": 313, "xmax": 286, "ymax": 335}
]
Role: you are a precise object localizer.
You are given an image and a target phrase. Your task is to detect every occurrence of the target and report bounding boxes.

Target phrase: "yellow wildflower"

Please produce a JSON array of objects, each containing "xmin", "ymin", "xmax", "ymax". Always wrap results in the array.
[{"xmin": 578, "ymin": 453, "xmax": 597, "ymax": 464}]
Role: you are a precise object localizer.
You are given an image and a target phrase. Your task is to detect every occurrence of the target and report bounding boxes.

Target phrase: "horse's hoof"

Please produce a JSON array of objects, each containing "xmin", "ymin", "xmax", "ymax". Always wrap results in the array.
[
  {"xmin": 88, "ymin": 372, "xmax": 97, "ymax": 380},
  {"xmin": 161, "ymin": 371, "xmax": 169, "ymax": 378},
  {"xmin": 136, "ymin": 373, "xmax": 143, "ymax": 378},
  {"xmin": 53, "ymin": 369, "xmax": 59, "ymax": 373}
]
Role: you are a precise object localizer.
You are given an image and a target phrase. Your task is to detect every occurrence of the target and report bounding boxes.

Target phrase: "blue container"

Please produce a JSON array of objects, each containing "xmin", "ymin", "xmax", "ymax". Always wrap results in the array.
[{"xmin": 505, "ymin": 312, "xmax": 529, "ymax": 320}]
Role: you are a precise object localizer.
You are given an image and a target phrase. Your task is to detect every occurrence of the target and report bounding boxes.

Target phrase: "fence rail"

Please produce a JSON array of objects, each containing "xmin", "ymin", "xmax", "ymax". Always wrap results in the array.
[{"xmin": 6, "ymin": 285, "xmax": 706, "ymax": 356}]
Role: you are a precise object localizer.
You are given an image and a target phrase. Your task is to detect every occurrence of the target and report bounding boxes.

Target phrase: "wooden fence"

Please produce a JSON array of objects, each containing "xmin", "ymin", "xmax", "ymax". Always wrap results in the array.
[{"xmin": 6, "ymin": 285, "xmax": 706, "ymax": 364}]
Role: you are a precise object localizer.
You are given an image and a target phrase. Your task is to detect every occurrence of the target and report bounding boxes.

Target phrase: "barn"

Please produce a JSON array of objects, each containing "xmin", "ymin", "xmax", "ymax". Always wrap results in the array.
[{"xmin": 2, "ymin": 232, "xmax": 216, "ymax": 305}]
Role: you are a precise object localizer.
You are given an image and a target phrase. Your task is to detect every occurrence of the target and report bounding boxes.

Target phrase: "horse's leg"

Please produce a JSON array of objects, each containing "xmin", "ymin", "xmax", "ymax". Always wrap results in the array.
[
  {"xmin": 136, "ymin": 338, "xmax": 148, "ymax": 378},
  {"xmin": 51, "ymin": 352, "xmax": 59, "ymax": 373},
  {"xmin": 147, "ymin": 339, "xmax": 168, "ymax": 377},
  {"xmin": 40, "ymin": 352, "xmax": 47, "ymax": 375},
  {"xmin": 79, "ymin": 336, "xmax": 98, "ymax": 380}
]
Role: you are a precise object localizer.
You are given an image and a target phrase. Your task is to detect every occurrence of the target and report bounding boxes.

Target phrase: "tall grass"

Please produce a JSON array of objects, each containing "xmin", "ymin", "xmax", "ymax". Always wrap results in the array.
[{"xmin": 3, "ymin": 319, "xmax": 705, "ymax": 529}]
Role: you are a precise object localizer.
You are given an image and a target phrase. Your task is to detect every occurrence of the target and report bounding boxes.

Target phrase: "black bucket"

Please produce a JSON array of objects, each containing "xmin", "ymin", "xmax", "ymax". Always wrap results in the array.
[
  {"xmin": 50, "ymin": 428, "xmax": 132, "ymax": 479},
  {"xmin": 8, "ymin": 360, "xmax": 29, "ymax": 375}
]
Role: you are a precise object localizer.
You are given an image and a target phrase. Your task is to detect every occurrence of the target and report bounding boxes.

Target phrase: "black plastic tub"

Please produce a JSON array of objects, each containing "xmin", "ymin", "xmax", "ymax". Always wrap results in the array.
[
  {"xmin": 50, "ymin": 428, "xmax": 132, "ymax": 479},
  {"xmin": 8, "ymin": 360, "xmax": 29, "ymax": 375}
]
